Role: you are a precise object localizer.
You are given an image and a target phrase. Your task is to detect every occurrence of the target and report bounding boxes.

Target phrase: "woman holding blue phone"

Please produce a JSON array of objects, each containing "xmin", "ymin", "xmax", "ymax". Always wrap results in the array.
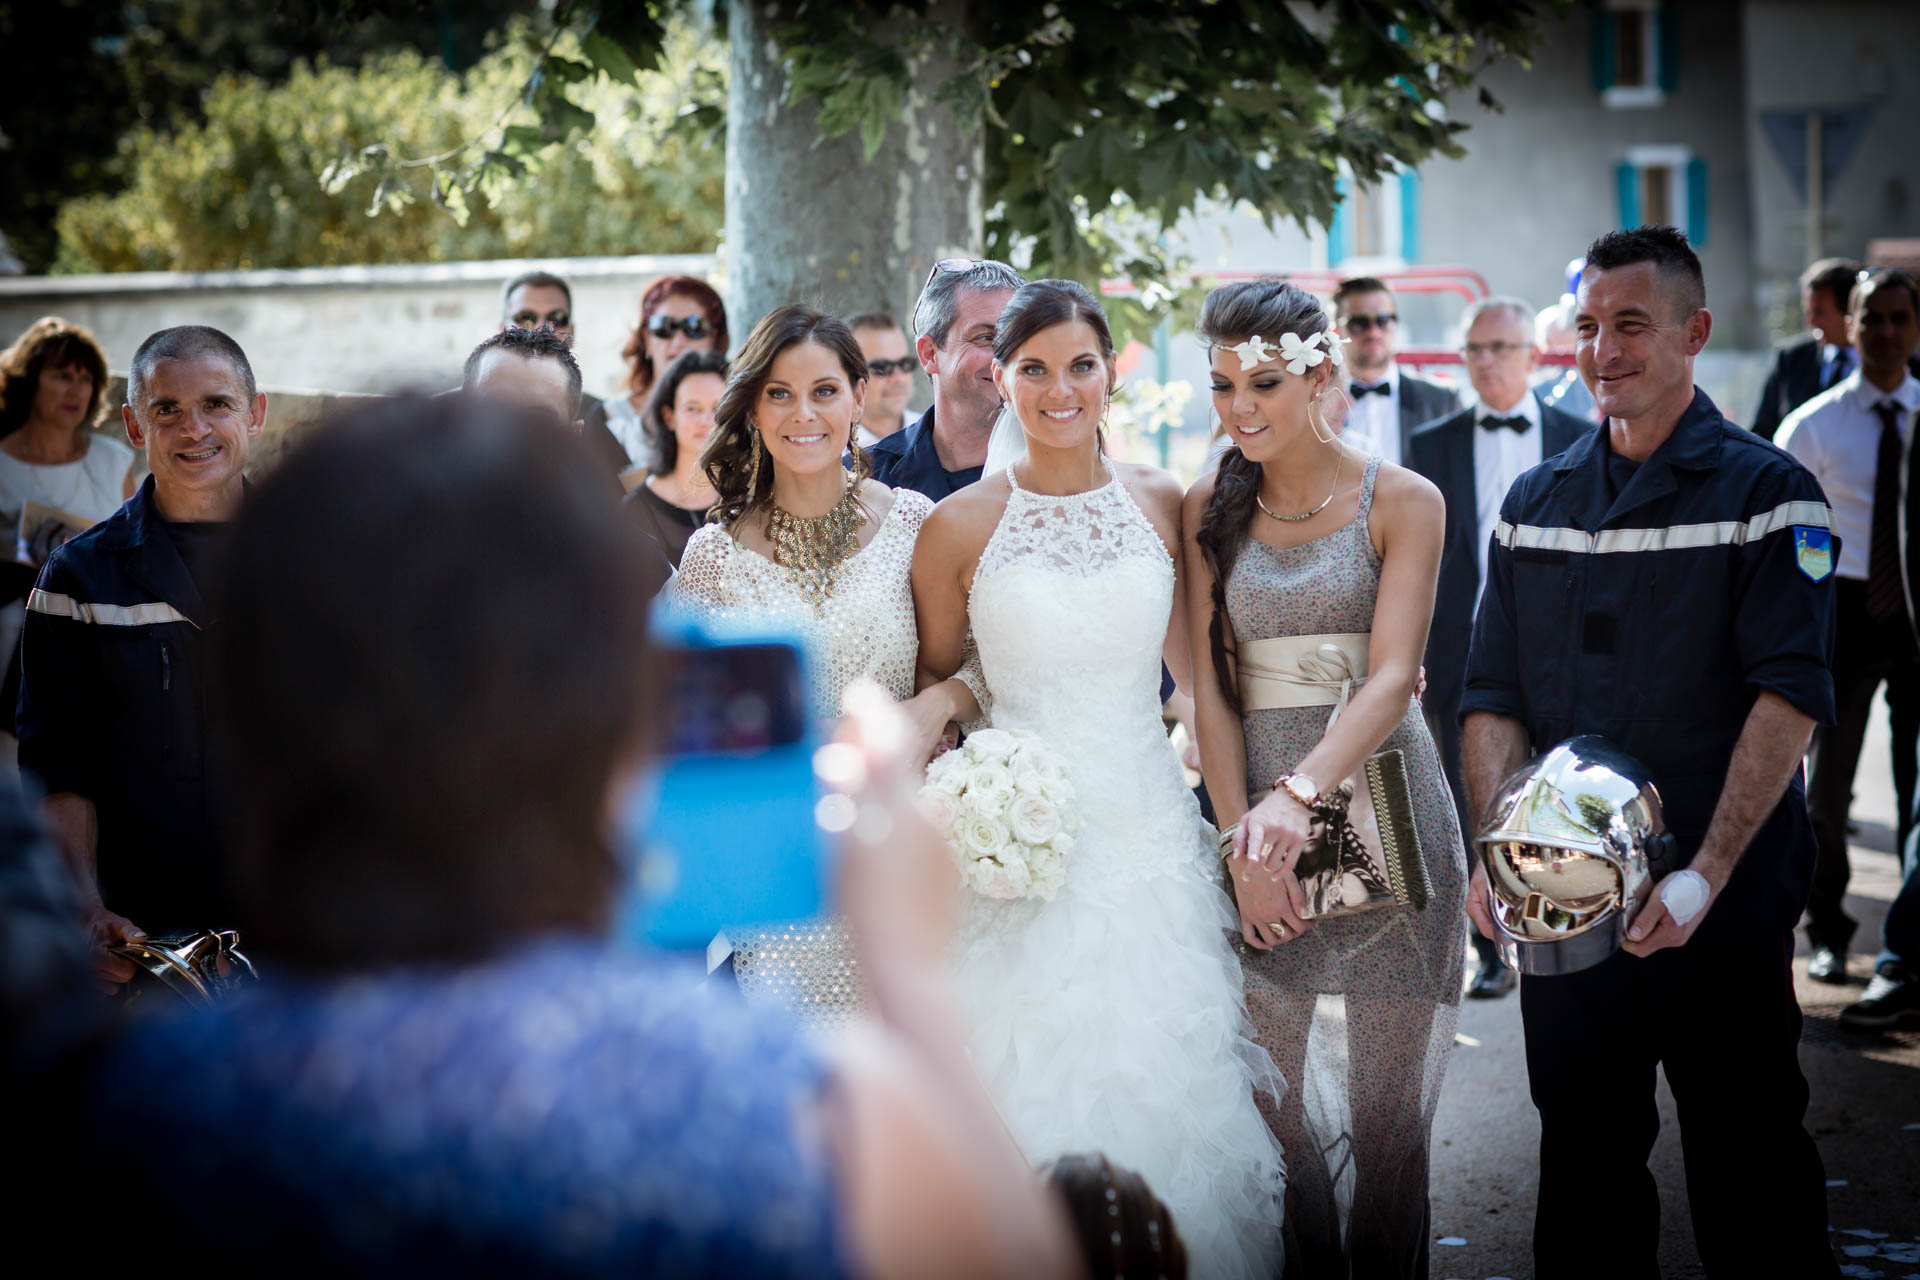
[{"xmin": 669, "ymin": 305, "xmax": 985, "ymax": 1030}]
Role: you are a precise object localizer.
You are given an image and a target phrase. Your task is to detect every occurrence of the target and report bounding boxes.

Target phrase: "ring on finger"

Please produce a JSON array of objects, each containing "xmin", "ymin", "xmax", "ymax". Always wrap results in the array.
[
  {"xmin": 1267, "ymin": 920, "xmax": 1287, "ymax": 936},
  {"xmin": 1257, "ymin": 842, "xmax": 1275, "ymax": 862}
]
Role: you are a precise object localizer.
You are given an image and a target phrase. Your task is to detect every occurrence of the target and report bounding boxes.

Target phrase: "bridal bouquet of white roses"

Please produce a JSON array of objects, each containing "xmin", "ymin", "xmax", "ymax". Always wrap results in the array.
[{"xmin": 919, "ymin": 727, "xmax": 1079, "ymax": 901}]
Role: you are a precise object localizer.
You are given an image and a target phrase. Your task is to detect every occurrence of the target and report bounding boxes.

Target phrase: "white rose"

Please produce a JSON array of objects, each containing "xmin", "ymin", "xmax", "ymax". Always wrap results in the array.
[
  {"xmin": 1001, "ymin": 853, "xmax": 1034, "ymax": 897},
  {"xmin": 968, "ymin": 759, "xmax": 1014, "ymax": 795},
  {"xmin": 1049, "ymin": 831, "xmax": 1076, "ymax": 859},
  {"xmin": 1029, "ymin": 853, "xmax": 1066, "ymax": 901},
  {"xmin": 924, "ymin": 756, "xmax": 967, "ymax": 796},
  {"xmin": 1008, "ymin": 792, "xmax": 1062, "ymax": 846},
  {"xmin": 918, "ymin": 787, "xmax": 960, "ymax": 836},
  {"xmin": 969, "ymin": 860, "xmax": 1018, "ymax": 900},
  {"xmin": 1026, "ymin": 749, "xmax": 1067, "ymax": 787},
  {"xmin": 961, "ymin": 814, "xmax": 1010, "ymax": 859},
  {"xmin": 964, "ymin": 728, "xmax": 1016, "ymax": 758}
]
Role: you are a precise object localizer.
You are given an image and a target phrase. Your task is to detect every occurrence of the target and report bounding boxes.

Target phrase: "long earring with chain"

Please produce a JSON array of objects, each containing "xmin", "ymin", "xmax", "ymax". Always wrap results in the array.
[{"xmin": 745, "ymin": 420, "xmax": 765, "ymax": 502}]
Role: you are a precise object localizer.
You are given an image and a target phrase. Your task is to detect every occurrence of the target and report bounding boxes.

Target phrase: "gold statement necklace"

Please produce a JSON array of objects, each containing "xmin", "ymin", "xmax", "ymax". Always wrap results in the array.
[{"xmin": 767, "ymin": 473, "xmax": 866, "ymax": 611}]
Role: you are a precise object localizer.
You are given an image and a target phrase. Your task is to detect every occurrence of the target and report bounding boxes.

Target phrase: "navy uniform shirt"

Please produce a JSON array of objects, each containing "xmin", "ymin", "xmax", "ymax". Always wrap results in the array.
[
  {"xmin": 1463, "ymin": 388, "xmax": 1837, "ymax": 934},
  {"xmin": 866, "ymin": 405, "xmax": 982, "ymax": 501},
  {"xmin": 16, "ymin": 476, "xmax": 234, "ymax": 933}
]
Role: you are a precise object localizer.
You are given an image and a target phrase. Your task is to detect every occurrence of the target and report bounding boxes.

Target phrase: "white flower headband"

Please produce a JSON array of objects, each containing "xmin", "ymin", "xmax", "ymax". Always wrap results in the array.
[{"xmin": 1227, "ymin": 329, "xmax": 1349, "ymax": 375}]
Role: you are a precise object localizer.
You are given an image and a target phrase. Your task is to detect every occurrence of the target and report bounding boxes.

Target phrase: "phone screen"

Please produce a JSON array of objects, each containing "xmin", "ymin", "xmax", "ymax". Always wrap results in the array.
[
  {"xmin": 663, "ymin": 642, "xmax": 809, "ymax": 756},
  {"xmin": 618, "ymin": 632, "xmax": 828, "ymax": 952}
]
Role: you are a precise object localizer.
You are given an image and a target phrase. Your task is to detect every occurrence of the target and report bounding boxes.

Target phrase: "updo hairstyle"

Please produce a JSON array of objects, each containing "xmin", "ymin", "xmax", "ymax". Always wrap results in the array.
[{"xmin": 1193, "ymin": 278, "xmax": 1335, "ymax": 713}]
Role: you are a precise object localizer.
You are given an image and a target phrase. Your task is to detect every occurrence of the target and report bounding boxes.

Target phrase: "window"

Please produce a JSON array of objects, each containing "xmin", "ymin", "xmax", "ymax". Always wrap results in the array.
[
  {"xmin": 1615, "ymin": 147, "xmax": 1708, "ymax": 246},
  {"xmin": 1326, "ymin": 169, "xmax": 1421, "ymax": 268},
  {"xmin": 1592, "ymin": 1, "xmax": 1676, "ymax": 109}
]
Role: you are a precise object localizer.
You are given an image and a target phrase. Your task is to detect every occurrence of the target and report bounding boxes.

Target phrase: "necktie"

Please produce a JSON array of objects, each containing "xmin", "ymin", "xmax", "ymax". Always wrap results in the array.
[
  {"xmin": 1825, "ymin": 347, "xmax": 1853, "ymax": 390},
  {"xmin": 1479, "ymin": 415, "xmax": 1529, "ymax": 432},
  {"xmin": 1867, "ymin": 400, "xmax": 1906, "ymax": 623},
  {"xmin": 1351, "ymin": 381, "xmax": 1391, "ymax": 399}
]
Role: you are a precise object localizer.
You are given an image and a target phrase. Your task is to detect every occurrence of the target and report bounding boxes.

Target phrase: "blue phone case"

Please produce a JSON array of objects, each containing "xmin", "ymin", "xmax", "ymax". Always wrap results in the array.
[{"xmin": 616, "ymin": 621, "xmax": 832, "ymax": 951}]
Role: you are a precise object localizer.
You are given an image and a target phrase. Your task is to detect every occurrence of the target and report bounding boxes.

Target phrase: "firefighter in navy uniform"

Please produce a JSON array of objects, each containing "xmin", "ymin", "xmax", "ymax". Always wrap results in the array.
[
  {"xmin": 1460, "ymin": 229, "xmax": 1843, "ymax": 1280},
  {"xmin": 17, "ymin": 326, "xmax": 263, "ymax": 992}
]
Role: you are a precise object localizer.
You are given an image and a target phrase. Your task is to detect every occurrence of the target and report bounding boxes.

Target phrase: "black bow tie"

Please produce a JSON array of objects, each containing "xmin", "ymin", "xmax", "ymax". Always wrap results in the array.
[
  {"xmin": 1479, "ymin": 415, "xmax": 1529, "ymax": 433},
  {"xmin": 1351, "ymin": 381, "xmax": 1391, "ymax": 399}
]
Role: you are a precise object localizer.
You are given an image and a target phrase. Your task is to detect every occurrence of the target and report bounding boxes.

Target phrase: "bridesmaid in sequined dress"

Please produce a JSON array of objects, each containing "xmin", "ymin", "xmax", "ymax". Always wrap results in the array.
[
  {"xmin": 1183, "ymin": 280, "xmax": 1466, "ymax": 1279},
  {"xmin": 668, "ymin": 305, "xmax": 985, "ymax": 1032}
]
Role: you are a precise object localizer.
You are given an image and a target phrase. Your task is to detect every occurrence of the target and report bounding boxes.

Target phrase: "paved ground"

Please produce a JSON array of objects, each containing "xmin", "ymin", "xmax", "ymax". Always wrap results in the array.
[{"xmin": 1426, "ymin": 696, "xmax": 1920, "ymax": 1279}]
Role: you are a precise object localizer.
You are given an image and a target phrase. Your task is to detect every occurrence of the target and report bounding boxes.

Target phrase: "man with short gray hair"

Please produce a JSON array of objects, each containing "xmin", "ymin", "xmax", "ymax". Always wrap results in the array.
[
  {"xmin": 18, "ymin": 324, "xmax": 265, "ymax": 990},
  {"xmin": 868, "ymin": 258, "xmax": 1027, "ymax": 500},
  {"xmin": 1406, "ymin": 295, "xmax": 1590, "ymax": 998}
]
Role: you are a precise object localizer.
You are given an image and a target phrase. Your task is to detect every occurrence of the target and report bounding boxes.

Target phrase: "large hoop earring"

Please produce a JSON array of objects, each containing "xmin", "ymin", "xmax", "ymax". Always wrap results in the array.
[{"xmin": 1307, "ymin": 385, "xmax": 1347, "ymax": 446}]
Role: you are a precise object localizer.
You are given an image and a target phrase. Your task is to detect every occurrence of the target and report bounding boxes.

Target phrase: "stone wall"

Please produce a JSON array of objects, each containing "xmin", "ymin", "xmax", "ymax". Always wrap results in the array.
[{"xmin": 1, "ymin": 253, "xmax": 717, "ymax": 407}]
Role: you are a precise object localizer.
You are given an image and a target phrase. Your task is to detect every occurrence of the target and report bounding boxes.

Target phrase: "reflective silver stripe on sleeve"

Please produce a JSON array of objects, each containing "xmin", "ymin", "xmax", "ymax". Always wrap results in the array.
[
  {"xmin": 1493, "ymin": 500, "xmax": 1832, "ymax": 555},
  {"xmin": 26, "ymin": 589, "xmax": 194, "ymax": 628}
]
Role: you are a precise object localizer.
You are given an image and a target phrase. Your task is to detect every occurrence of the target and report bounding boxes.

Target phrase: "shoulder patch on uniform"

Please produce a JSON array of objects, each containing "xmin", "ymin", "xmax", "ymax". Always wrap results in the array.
[{"xmin": 1793, "ymin": 526, "xmax": 1833, "ymax": 582}]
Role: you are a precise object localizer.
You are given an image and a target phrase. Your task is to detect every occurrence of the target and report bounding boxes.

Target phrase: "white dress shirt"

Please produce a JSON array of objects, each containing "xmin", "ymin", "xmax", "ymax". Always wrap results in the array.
[
  {"xmin": 1346, "ymin": 364, "xmax": 1403, "ymax": 468},
  {"xmin": 1778, "ymin": 371, "xmax": 1920, "ymax": 579},
  {"xmin": 1469, "ymin": 390, "xmax": 1544, "ymax": 587}
]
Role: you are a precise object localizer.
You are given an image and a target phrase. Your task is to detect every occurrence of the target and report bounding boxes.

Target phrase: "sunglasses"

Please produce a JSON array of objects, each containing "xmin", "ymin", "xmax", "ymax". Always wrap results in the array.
[
  {"xmin": 647, "ymin": 313, "xmax": 711, "ymax": 340},
  {"xmin": 1342, "ymin": 312, "xmax": 1398, "ymax": 333},
  {"xmin": 923, "ymin": 256, "xmax": 983, "ymax": 291},
  {"xmin": 867, "ymin": 357, "xmax": 916, "ymax": 377},
  {"xmin": 509, "ymin": 308, "xmax": 571, "ymax": 330}
]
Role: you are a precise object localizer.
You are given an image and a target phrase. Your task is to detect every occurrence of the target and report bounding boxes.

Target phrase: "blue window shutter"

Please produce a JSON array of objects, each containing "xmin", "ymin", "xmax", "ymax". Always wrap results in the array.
[
  {"xmin": 1398, "ymin": 169, "xmax": 1421, "ymax": 263},
  {"xmin": 1656, "ymin": 5, "xmax": 1679, "ymax": 93},
  {"xmin": 1591, "ymin": 11, "xmax": 1616, "ymax": 93},
  {"xmin": 1329, "ymin": 177, "xmax": 1351, "ymax": 266},
  {"xmin": 1686, "ymin": 158, "xmax": 1708, "ymax": 245},
  {"xmin": 1616, "ymin": 162, "xmax": 1638, "ymax": 227}
]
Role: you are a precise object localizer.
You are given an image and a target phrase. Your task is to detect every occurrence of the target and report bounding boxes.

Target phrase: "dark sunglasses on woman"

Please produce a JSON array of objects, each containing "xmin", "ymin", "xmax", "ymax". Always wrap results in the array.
[{"xmin": 647, "ymin": 314, "xmax": 711, "ymax": 340}]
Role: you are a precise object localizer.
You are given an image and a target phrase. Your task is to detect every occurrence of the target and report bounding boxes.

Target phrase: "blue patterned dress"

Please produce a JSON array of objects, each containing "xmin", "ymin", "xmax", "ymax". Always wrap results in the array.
[{"xmin": 89, "ymin": 939, "xmax": 849, "ymax": 1277}]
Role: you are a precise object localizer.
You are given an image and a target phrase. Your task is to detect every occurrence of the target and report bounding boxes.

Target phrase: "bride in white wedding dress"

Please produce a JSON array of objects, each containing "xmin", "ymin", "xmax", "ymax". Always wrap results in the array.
[{"xmin": 912, "ymin": 280, "xmax": 1285, "ymax": 1279}]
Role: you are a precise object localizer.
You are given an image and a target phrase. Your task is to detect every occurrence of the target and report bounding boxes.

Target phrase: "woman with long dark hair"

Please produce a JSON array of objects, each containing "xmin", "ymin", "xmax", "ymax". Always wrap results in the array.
[
  {"xmin": 1181, "ymin": 278, "xmax": 1465, "ymax": 1278},
  {"xmin": 622, "ymin": 349, "xmax": 726, "ymax": 566},
  {"xmin": 668, "ymin": 305, "xmax": 982, "ymax": 1030},
  {"xmin": 914, "ymin": 279, "xmax": 1284, "ymax": 1279}
]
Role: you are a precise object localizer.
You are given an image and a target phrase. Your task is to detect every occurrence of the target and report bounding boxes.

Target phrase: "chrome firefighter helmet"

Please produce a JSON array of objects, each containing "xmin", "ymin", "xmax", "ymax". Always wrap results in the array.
[{"xmin": 1477, "ymin": 736, "xmax": 1678, "ymax": 976}]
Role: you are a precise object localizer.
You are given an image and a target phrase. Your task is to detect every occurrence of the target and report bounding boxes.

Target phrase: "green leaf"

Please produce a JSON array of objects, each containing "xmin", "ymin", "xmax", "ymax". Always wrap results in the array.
[{"xmin": 582, "ymin": 29, "xmax": 641, "ymax": 86}]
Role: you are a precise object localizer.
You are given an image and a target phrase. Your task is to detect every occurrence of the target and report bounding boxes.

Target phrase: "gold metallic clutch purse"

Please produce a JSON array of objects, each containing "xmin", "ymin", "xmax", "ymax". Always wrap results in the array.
[
  {"xmin": 1228, "ymin": 749, "xmax": 1431, "ymax": 921},
  {"xmin": 112, "ymin": 929, "xmax": 257, "ymax": 1008}
]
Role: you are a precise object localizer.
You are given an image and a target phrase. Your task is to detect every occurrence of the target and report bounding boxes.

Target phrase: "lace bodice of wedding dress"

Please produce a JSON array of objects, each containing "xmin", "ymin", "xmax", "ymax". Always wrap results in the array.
[
  {"xmin": 956, "ymin": 463, "xmax": 1286, "ymax": 1280},
  {"xmin": 967, "ymin": 465, "xmax": 1187, "ymax": 886}
]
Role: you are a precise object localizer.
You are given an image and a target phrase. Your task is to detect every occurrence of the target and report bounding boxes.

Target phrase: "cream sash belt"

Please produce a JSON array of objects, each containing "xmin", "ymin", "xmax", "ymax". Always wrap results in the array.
[{"xmin": 1237, "ymin": 632, "xmax": 1371, "ymax": 724}]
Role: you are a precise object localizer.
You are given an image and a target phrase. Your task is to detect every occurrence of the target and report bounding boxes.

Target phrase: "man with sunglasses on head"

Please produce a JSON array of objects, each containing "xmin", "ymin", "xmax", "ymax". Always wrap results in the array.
[
  {"xmin": 1333, "ymin": 276, "xmax": 1457, "ymax": 468},
  {"xmin": 498, "ymin": 269, "xmax": 630, "ymax": 475},
  {"xmin": 845, "ymin": 311, "xmax": 919, "ymax": 446},
  {"xmin": 868, "ymin": 259, "xmax": 1028, "ymax": 501}
]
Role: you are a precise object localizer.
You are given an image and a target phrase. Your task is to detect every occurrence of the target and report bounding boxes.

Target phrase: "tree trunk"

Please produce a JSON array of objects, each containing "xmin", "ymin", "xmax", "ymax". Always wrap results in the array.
[{"xmin": 723, "ymin": 0, "xmax": 982, "ymax": 340}]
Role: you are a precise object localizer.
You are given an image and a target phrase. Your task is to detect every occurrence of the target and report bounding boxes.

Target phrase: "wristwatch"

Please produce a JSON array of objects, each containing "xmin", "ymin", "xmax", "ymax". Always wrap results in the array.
[{"xmin": 1276, "ymin": 772, "xmax": 1320, "ymax": 809}]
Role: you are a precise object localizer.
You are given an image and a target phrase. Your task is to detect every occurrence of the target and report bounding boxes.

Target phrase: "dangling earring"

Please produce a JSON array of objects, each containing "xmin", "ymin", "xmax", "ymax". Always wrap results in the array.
[
  {"xmin": 746, "ymin": 421, "xmax": 765, "ymax": 501},
  {"xmin": 1306, "ymin": 391, "xmax": 1334, "ymax": 446},
  {"xmin": 848, "ymin": 419, "xmax": 871, "ymax": 487}
]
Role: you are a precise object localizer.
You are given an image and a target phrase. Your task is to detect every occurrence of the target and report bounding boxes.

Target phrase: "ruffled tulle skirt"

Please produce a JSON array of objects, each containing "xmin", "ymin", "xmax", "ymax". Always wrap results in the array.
[{"xmin": 950, "ymin": 806, "xmax": 1287, "ymax": 1280}]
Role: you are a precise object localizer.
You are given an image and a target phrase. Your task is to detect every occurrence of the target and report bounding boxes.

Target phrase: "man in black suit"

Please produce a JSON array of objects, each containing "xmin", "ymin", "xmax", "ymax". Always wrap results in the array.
[
  {"xmin": 1406, "ymin": 296, "xmax": 1590, "ymax": 997},
  {"xmin": 1332, "ymin": 276, "xmax": 1457, "ymax": 466},
  {"xmin": 1752, "ymin": 258, "xmax": 1861, "ymax": 441}
]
